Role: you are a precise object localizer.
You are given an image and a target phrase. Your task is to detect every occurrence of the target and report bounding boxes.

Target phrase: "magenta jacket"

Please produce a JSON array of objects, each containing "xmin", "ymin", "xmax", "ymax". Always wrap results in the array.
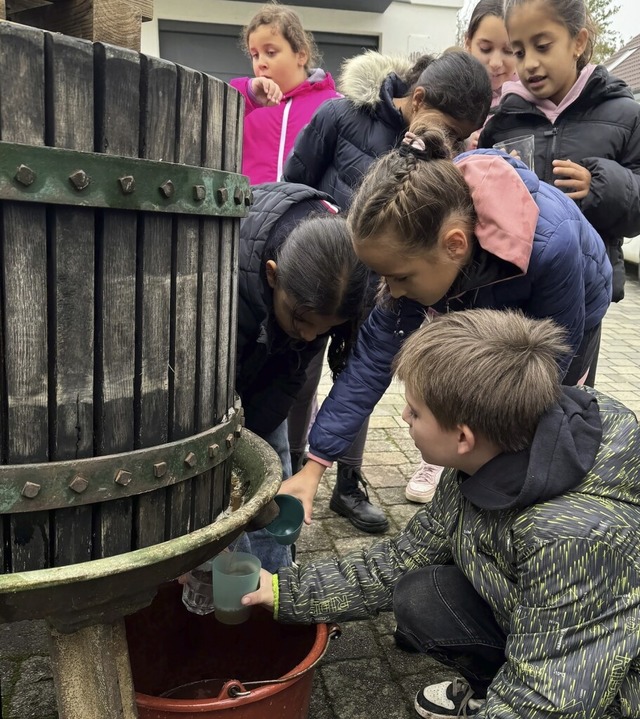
[{"xmin": 230, "ymin": 69, "xmax": 340, "ymax": 184}]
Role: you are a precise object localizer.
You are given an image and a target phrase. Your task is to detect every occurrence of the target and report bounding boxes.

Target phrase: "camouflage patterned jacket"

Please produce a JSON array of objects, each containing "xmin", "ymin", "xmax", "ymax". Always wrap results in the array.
[{"xmin": 276, "ymin": 389, "xmax": 640, "ymax": 718}]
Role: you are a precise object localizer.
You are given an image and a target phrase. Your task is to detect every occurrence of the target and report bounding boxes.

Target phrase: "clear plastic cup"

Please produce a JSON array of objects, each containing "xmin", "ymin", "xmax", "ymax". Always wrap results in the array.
[
  {"xmin": 493, "ymin": 134, "xmax": 535, "ymax": 171},
  {"xmin": 181, "ymin": 560, "xmax": 215, "ymax": 615},
  {"xmin": 212, "ymin": 551, "xmax": 261, "ymax": 625}
]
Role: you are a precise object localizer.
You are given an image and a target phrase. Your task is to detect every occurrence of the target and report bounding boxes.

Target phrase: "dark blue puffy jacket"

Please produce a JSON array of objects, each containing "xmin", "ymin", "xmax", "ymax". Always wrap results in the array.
[
  {"xmin": 309, "ymin": 151, "xmax": 612, "ymax": 462},
  {"xmin": 283, "ymin": 52, "xmax": 414, "ymax": 210}
]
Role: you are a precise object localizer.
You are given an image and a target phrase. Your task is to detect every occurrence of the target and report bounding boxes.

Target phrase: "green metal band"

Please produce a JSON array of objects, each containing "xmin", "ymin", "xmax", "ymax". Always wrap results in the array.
[
  {"xmin": 0, "ymin": 409, "xmax": 243, "ymax": 514},
  {"xmin": 0, "ymin": 141, "xmax": 252, "ymax": 216}
]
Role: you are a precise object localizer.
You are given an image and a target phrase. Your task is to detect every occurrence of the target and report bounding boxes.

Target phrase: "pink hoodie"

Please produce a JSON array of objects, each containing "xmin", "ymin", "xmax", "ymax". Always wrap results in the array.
[
  {"xmin": 230, "ymin": 69, "xmax": 341, "ymax": 184},
  {"xmin": 456, "ymin": 153, "xmax": 539, "ymax": 274},
  {"xmin": 499, "ymin": 64, "xmax": 597, "ymax": 124}
]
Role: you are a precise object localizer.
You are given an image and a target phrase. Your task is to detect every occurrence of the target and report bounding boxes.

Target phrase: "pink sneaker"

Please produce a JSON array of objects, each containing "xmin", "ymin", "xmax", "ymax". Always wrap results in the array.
[{"xmin": 405, "ymin": 460, "xmax": 444, "ymax": 503}]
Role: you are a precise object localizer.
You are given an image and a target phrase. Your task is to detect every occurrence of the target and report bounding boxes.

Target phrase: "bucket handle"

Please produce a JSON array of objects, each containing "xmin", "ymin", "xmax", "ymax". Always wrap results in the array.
[{"xmin": 225, "ymin": 624, "xmax": 342, "ymax": 699}]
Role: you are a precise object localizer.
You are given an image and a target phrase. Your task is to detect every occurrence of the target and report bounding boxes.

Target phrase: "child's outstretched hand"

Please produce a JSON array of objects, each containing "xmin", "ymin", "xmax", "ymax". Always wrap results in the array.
[
  {"xmin": 241, "ymin": 568, "xmax": 275, "ymax": 610},
  {"xmin": 278, "ymin": 460, "xmax": 326, "ymax": 525},
  {"xmin": 250, "ymin": 77, "xmax": 283, "ymax": 106},
  {"xmin": 552, "ymin": 159, "xmax": 592, "ymax": 200}
]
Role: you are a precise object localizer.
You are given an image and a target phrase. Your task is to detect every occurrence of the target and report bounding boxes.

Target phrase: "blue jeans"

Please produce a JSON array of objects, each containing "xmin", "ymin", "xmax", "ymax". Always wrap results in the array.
[
  {"xmin": 393, "ymin": 565, "xmax": 506, "ymax": 697},
  {"xmin": 232, "ymin": 420, "xmax": 292, "ymax": 572}
]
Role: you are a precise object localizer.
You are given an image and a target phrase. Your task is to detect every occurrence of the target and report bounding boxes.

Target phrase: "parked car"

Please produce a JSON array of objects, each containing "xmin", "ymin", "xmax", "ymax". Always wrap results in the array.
[{"xmin": 623, "ymin": 235, "xmax": 640, "ymax": 279}]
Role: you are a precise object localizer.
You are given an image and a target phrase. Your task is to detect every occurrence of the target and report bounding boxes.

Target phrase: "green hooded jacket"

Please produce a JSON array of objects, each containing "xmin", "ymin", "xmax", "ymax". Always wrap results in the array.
[{"xmin": 276, "ymin": 388, "xmax": 640, "ymax": 718}]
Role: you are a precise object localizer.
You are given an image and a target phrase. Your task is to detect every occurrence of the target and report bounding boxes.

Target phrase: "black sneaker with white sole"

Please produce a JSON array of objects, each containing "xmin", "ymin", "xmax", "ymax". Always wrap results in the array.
[{"xmin": 415, "ymin": 679, "xmax": 485, "ymax": 719}]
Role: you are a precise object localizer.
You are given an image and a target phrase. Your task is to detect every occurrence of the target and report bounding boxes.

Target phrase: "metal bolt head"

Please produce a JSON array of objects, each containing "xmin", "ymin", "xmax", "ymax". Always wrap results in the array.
[
  {"xmin": 153, "ymin": 462, "xmax": 167, "ymax": 478},
  {"xmin": 69, "ymin": 169, "xmax": 90, "ymax": 191},
  {"xmin": 159, "ymin": 180, "xmax": 174, "ymax": 198},
  {"xmin": 21, "ymin": 481, "xmax": 41, "ymax": 498},
  {"xmin": 233, "ymin": 187, "xmax": 244, "ymax": 205},
  {"xmin": 69, "ymin": 475, "xmax": 89, "ymax": 494},
  {"xmin": 225, "ymin": 433, "xmax": 235, "ymax": 449},
  {"xmin": 118, "ymin": 175, "xmax": 135, "ymax": 194},
  {"xmin": 184, "ymin": 452, "xmax": 197, "ymax": 468},
  {"xmin": 193, "ymin": 184, "xmax": 206, "ymax": 202},
  {"xmin": 243, "ymin": 191, "xmax": 252, "ymax": 207},
  {"xmin": 208, "ymin": 443, "xmax": 220, "ymax": 458},
  {"xmin": 15, "ymin": 164, "xmax": 36, "ymax": 187},
  {"xmin": 115, "ymin": 469, "xmax": 132, "ymax": 486},
  {"xmin": 234, "ymin": 426, "xmax": 243, "ymax": 438},
  {"xmin": 216, "ymin": 187, "xmax": 228, "ymax": 205}
]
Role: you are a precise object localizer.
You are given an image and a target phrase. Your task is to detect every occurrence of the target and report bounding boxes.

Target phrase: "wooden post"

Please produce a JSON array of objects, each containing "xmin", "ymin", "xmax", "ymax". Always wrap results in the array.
[
  {"xmin": 49, "ymin": 620, "xmax": 139, "ymax": 719},
  {"xmin": 6, "ymin": 0, "xmax": 153, "ymax": 51}
]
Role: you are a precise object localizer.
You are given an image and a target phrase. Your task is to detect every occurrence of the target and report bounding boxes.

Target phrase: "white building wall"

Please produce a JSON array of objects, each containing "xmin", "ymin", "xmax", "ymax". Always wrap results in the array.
[{"xmin": 141, "ymin": 0, "xmax": 463, "ymax": 59}]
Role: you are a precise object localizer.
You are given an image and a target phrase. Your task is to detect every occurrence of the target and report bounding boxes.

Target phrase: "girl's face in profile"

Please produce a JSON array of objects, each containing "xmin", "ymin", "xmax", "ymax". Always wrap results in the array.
[
  {"xmin": 248, "ymin": 23, "xmax": 308, "ymax": 95},
  {"xmin": 353, "ymin": 233, "xmax": 465, "ymax": 308},
  {"xmin": 465, "ymin": 14, "xmax": 516, "ymax": 93}
]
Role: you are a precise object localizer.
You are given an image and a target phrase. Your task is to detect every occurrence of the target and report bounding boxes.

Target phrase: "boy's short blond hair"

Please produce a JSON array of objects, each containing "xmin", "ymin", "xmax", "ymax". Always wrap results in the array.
[{"xmin": 394, "ymin": 309, "xmax": 570, "ymax": 452}]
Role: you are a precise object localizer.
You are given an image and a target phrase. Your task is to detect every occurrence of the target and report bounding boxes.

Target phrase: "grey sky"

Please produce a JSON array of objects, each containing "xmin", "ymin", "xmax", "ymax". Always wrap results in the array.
[{"xmin": 611, "ymin": 0, "xmax": 640, "ymax": 45}]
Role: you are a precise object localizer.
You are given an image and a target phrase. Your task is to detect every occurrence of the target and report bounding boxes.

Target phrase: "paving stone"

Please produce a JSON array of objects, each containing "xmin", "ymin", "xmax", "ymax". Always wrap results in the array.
[
  {"xmin": 320, "ymin": 658, "xmax": 412, "ymax": 719},
  {"xmin": 322, "ymin": 620, "xmax": 380, "ymax": 662},
  {"xmin": 376, "ymin": 486, "xmax": 411, "ymax": 505},
  {"xmin": 0, "ymin": 621, "xmax": 49, "ymax": 657},
  {"xmin": 334, "ymin": 536, "xmax": 381, "ymax": 556},
  {"xmin": 387, "ymin": 504, "xmax": 423, "ymax": 531},
  {"xmin": 362, "ymin": 452, "xmax": 407, "ymax": 466},
  {"xmin": 369, "ymin": 415, "xmax": 401, "ymax": 429},
  {"xmin": 362, "ymin": 465, "xmax": 409, "ymax": 488},
  {"xmin": 296, "ymin": 520, "xmax": 334, "ymax": 553},
  {"xmin": 8, "ymin": 656, "xmax": 56, "ymax": 719}
]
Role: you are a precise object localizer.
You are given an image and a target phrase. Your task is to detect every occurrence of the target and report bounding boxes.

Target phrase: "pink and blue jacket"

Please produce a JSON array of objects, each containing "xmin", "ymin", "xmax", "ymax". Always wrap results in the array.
[{"xmin": 230, "ymin": 69, "xmax": 340, "ymax": 184}]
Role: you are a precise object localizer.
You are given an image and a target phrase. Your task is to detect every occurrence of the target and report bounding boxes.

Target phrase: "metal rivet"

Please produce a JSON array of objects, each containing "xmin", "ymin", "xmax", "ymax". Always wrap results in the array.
[
  {"xmin": 226, "ymin": 433, "xmax": 235, "ymax": 449},
  {"xmin": 193, "ymin": 184, "xmax": 206, "ymax": 201},
  {"xmin": 21, "ymin": 481, "xmax": 41, "ymax": 498},
  {"xmin": 184, "ymin": 452, "xmax": 197, "ymax": 468},
  {"xmin": 159, "ymin": 180, "xmax": 174, "ymax": 198},
  {"xmin": 234, "ymin": 426, "xmax": 242, "ymax": 438},
  {"xmin": 233, "ymin": 187, "xmax": 244, "ymax": 205},
  {"xmin": 208, "ymin": 443, "xmax": 220, "ymax": 458},
  {"xmin": 118, "ymin": 175, "xmax": 135, "ymax": 194},
  {"xmin": 69, "ymin": 475, "xmax": 89, "ymax": 494},
  {"xmin": 15, "ymin": 164, "xmax": 36, "ymax": 187},
  {"xmin": 216, "ymin": 187, "xmax": 228, "ymax": 205},
  {"xmin": 115, "ymin": 469, "xmax": 132, "ymax": 486},
  {"xmin": 68, "ymin": 169, "xmax": 90, "ymax": 191},
  {"xmin": 153, "ymin": 462, "xmax": 167, "ymax": 478},
  {"xmin": 243, "ymin": 191, "xmax": 252, "ymax": 207}
]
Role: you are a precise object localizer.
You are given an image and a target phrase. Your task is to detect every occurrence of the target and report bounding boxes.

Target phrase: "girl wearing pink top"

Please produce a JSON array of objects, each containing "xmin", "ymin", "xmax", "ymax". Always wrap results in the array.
[{"xmin": 230, "ymin": 2, "xmax": 341, "ymax": 184}]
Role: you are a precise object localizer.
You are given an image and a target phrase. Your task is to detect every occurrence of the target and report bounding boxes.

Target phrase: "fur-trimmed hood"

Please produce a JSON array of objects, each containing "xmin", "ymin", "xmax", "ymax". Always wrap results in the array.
[{"xmin": 338, "ymin": 50, "xmax": 415, "ymax": 108}]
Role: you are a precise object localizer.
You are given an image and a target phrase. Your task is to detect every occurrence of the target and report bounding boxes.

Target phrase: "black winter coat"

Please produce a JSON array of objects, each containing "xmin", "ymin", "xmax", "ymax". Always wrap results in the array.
[
  {"xmin": 283, "ymin": 52, "xmax": 414, "ymax": 209},
  {"xmin": 479, "ymin": 66, "xmax": 640, "ymax": 302},
  {"xmin": 236, "ymin": 183, "xmax": 335, "ymax": 437}
]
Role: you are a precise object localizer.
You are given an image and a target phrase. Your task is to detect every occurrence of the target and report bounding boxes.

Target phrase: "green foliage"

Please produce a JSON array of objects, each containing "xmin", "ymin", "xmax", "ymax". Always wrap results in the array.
[{"xmin": 587, "ymin": 0, "xmax": 623, "ymax": 62}]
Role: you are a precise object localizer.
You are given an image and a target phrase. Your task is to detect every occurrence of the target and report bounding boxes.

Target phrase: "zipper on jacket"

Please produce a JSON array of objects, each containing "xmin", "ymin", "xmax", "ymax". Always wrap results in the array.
[
  {"xmin": 393, "ymin": 297, "xmax": 406, "ymax": 338},
  {"xmin": 277, "ymin": 98, "xmax": 293, "ymax": 180},
  {"xmin": 543, "ymin": 127, "xmax": 558, "ymax": 182}
]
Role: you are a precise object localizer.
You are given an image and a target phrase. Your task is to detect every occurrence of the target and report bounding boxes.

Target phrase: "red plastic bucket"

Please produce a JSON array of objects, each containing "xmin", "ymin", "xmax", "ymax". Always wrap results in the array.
[{"xmin": 125, "ymin": 582, "xmax": 336, "ymax": 718}]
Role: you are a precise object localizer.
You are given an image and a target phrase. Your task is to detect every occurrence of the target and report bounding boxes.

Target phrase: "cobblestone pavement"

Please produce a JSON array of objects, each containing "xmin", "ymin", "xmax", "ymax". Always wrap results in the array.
[
  {"xmin": 0, "ymin": 269, "xmax": 638, "ymax": 719},
  {"xmin": 301, "ymin": 267, "xmax": 640, "ymax": 719}
]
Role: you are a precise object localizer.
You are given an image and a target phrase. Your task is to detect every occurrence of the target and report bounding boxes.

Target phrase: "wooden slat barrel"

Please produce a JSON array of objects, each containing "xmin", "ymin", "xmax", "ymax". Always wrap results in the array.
[{"xmin": 0, "ymin": 22, "xmax": 247, "ymax": 572}]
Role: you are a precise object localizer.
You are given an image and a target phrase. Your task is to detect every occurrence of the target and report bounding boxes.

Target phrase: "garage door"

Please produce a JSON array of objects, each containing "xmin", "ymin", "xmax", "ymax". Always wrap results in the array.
[{"xmin": 158, "ymin": 20, "xmax": 379, "ymax": 85}]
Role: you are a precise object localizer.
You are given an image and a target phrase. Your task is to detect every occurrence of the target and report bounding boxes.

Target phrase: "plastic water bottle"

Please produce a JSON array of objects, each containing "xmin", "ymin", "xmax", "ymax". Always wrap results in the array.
[{"xmin": 181, "ymin": 560, "xmax": 214, "ymax": 615}]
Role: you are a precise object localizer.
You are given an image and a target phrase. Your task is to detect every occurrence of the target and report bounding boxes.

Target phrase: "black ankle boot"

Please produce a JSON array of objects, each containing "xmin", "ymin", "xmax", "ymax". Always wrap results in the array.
[{"xmin": 330, "ymin": 463, "xmax": 388, "ymax": 534}]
